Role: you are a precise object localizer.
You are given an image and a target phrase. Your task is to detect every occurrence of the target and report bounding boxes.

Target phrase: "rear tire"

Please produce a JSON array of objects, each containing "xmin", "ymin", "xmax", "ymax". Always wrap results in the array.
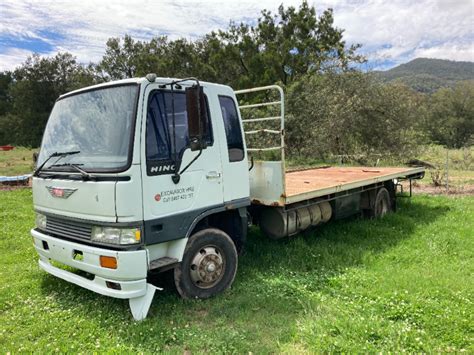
[
  {"xmin": 370, "ymin": 187, "xmax": 392, "ymax": 218},
  {"xmin": 174, "ymin": 228, "xmax": 238, "ymax": 299}
]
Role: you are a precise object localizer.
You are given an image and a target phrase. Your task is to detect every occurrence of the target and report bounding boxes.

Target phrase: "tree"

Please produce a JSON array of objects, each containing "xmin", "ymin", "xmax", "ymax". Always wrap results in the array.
[
  {"xmin": 202, "ymin": 1, "xmax": 364, "ymax": 89},
  {"xmin": 0, "ymin": 2, "xmax": 387, "ymax": 150},
  {"xmin": 97, "ymin": 35, "xmax": 146, "ymax": 80},
  {"xmin": 426, "ymin": 81, "xmax": 474, "ymax": 148},
  {"xmin": 0, "ymin": 72, "xmax": 13, "ymax": 116},
  {"xmin": 286, "ymin": 72, "xmax": 425, "ymax": 161},
  {"xmin": 0, "ymin": 53, "xmax": 97, "ymax": 146},
  {"xmin": 98, "ymin": 2, "xmax": 365, "ymax": 89}
]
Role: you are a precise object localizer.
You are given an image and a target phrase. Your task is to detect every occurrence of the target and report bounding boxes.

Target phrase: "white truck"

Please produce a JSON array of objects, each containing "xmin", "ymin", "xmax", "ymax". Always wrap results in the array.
[{"xmin": 31, "ymin": 76, "xmax": 424, "ymax": 320}]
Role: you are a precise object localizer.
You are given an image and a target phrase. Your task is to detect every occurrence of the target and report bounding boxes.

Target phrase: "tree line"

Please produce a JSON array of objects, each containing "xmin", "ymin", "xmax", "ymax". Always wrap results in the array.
[{"xmin": 0, "ymin": 1, "xmax": 472, "ymax": 159}]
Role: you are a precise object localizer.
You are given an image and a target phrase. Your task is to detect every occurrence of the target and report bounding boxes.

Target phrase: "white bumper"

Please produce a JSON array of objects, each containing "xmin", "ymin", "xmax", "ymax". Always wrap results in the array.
[{"xmin": 31, "ymin": 228, "xmax": 148, "ymax": 299}]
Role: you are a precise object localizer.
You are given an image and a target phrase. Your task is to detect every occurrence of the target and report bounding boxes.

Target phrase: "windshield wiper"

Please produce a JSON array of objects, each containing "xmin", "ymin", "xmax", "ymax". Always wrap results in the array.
[
  {"xmin": 49, "ymin": 163, "xmax": 95, "ymax": 181},
  {"xmin": 33, "ymin": 151, "xmax": 80, "ymax": 177}
]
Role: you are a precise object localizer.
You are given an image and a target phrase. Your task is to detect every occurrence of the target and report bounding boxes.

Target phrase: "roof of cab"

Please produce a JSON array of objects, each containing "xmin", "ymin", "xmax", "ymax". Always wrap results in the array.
[
  {"xmin": 59, "ymin": 76, "xmax": 233, "ymax": 99},
  {"xmin": 59, "ymin": 77, "xmax": 146, "ymax": 99}
]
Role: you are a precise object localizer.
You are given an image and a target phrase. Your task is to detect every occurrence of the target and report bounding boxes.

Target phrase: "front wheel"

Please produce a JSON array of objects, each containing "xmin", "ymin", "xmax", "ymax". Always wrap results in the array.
[{"xmin": 174, "ymin": 228, "xmax": 238, "ymax": 299}]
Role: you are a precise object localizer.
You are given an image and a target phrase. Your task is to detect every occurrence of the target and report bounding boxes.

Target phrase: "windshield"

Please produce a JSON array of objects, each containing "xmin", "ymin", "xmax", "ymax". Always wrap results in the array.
[{"xmin": 37, "ymin": 84, "xmax": 139, "ymax": 172}]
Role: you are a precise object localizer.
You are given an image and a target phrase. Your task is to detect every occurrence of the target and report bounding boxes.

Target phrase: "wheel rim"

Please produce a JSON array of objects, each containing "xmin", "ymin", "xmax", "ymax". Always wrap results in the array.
[
  {"xmin": 189, "ymin": 245, "xmax": 226, "ymax": 289},
  {"xmin": 376, "ymin": 197, "xmax": 389, "ymax": 216}
]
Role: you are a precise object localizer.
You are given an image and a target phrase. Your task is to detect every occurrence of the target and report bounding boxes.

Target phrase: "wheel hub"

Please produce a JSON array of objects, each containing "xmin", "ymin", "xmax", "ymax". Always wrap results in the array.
[
  {"xmin": 190, "ymin": 246, "xmax": 225, "ymax": 289},
  {"xmin": 206, "ymin": 263, "xmax": 216, "ymax": 272}
]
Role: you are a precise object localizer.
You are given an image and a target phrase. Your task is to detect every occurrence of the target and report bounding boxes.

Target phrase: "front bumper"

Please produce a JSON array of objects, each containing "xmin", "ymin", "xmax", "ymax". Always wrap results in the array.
[{"xmin": 31, "ymin": 229, "xmax": 149, "ymax": 299}]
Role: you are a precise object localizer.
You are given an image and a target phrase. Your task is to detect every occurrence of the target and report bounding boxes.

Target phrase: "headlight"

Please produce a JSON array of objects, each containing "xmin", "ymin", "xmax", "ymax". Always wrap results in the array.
[
  {"xmin": 35, "ymin": 213, "xmax": 47, "ymax": 230},
  {"xmin": 91, "ymin": 226, "xmax": 141, "ymax": 245}
]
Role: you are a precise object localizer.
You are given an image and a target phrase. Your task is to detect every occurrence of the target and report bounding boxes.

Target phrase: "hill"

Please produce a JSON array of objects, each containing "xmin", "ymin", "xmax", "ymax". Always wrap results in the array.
[{"xmin": 375, "ymin": 58, "xmax": 474, "ymax": 93}]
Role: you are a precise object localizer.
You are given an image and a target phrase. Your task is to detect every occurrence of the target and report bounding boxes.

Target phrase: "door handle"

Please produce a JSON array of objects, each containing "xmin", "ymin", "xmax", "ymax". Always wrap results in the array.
[{"xmin": 206, "ymin": 171, "xmax": 222, "ymax": 180}]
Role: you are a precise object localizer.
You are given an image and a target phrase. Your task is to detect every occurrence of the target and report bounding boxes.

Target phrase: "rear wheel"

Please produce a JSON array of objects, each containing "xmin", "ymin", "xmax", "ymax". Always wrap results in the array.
[
  {"xmin": 371, "ymin": 187, "xmax": 392, "ymax": 218},
  {"xmin": 174, "ymin": 228, "xmax": 238, "ymax": 299}
]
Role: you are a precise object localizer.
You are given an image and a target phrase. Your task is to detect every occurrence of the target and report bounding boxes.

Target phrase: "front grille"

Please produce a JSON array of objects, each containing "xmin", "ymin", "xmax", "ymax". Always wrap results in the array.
[{"xmin": 45, "ymin": 215, "xmax": 92, "ymax": 240}]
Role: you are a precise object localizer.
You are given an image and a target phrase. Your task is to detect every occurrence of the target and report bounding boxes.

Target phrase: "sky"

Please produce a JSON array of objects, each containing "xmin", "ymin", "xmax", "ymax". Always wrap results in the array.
[{"xmin": 0, "ymin": 0, "xmax": 473, "ymax": 72}]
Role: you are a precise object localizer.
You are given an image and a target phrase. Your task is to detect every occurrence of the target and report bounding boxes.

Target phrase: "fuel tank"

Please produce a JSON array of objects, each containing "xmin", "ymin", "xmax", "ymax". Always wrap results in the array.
[{"xmin": 259, "ymin": 201, "xmax": 332, "ymax": 240}]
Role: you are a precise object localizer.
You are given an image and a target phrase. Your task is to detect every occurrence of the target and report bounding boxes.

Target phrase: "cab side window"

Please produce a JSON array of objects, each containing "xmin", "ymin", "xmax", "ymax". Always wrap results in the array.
[
  {"xmin": 146, "ymin": 90, "xmax": 213, "ymax": 174},
  {"xmin": 219, "ymin": 96, "xmax": 244, "ymax": 162}
]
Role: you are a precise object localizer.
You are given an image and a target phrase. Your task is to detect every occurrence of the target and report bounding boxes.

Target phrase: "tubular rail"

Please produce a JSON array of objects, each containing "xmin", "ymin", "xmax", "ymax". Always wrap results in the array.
[{"xmin": 234, "ymin": 85, "xmax": 285, "ymax": 161}]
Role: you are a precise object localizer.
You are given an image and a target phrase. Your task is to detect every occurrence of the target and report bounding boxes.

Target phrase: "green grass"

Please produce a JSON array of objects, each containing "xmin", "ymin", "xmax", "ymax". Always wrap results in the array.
[
  {"xmin": 420, "ymin": 145, "xmax": 473, "ymax": 171},
  {"xmin": 1, "ymin": 189, "xmax": 472, "ymax": 352},
  {"xmin": 418, "ymin": 145, "xmax": 474, "ymax": 188},
  {"xmin": 0, "ymin": 147, "xmax": 36, "ymax": 176}
]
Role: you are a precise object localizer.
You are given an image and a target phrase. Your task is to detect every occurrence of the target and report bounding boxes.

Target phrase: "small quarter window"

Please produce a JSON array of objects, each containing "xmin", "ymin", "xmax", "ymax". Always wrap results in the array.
[{"xmin": 219, "ymin": 96, "xmax": 244, "ymax": 162}]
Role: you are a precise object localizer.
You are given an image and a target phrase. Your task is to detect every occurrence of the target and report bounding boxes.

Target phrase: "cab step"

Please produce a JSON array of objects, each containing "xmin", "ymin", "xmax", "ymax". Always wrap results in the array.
[{"xmin": 149, "ymin": 257, "xmax": 179, "ymax": 272}]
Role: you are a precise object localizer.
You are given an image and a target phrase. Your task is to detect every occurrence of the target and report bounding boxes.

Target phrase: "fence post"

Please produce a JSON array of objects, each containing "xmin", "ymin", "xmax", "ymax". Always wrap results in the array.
[{"xmin": 445, "ymin": 148, "xmax": 449, "ymax": 193}]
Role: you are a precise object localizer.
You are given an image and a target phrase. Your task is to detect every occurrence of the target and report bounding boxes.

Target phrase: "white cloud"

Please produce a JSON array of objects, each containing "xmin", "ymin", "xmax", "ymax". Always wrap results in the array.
[
  {"xmin": 0, "ymin": 0, "xmax": 473, "ymax": 71},
  {"xmin": 330, "ymin": 0, "xmax": 474, "ymax": 67},
  {"xmin": 0, "ymin": 48, "xmax": 35, "ymax": 71},
  {"xmin": 414, "ymin": 42, "xmax": 474, "ymax": 62},
  {"xmin": 1, "ymin": 0, "xmax": 299, "ymax": 67}
]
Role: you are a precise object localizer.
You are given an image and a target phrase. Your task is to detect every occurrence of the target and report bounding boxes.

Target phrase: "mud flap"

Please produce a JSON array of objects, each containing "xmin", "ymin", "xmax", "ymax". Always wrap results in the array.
[{"xmin": 129, "ymin": 283, "xmax": 162, "ymax": 321}]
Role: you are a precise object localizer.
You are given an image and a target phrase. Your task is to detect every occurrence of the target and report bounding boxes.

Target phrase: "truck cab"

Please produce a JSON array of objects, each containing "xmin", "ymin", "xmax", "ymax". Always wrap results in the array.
[{"xmin": 32, "ymin": 77, "xmax": 250, "ymax": 320}]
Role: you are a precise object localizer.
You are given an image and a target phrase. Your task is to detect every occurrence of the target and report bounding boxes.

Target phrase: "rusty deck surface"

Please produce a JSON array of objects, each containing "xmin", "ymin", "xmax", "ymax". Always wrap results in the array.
[{"xmin": 285, "ymin": 166, "xmax": 422, "ymax": 198}]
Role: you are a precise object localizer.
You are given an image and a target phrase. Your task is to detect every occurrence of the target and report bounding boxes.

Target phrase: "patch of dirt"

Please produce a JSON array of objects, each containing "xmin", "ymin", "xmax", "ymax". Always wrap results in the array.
[
  {"xmin": 0, "ymin": 179, "xmax": 31, "ymax": 190},
  {"xmin": 0, "ymin": 185, "xmax": 31, "ymax": 191},
  {"xmin": 403, "ymin": 181, "xmax": 474, "ymax": 196}
]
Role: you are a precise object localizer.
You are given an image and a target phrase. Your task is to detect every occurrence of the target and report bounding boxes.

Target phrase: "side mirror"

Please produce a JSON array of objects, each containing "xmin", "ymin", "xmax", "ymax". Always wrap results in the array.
[{"xmin": 186, "ymin": 85, "xmax": 209, "ymax": 151}]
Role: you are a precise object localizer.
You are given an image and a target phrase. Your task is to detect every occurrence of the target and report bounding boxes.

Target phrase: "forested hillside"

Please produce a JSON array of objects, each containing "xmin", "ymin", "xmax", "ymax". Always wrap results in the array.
[{"xmin": 375, "ymin": 58, "xmax": 474, "ymax": 93}]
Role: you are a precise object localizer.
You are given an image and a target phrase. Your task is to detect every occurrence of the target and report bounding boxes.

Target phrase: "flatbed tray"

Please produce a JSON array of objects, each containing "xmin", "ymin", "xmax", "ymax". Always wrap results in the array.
[
  {"xmin": 249, "ymin": 162, "xmax": 424, "ymax": 206},
  {"xmin": 284, "ymin": 166, "xmax": 424, "ymax": 204}
]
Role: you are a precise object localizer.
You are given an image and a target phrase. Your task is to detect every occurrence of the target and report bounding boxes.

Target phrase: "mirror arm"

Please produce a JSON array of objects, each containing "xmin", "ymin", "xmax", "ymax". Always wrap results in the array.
[
  {"xmin": 171, "ymin": 77, "xmax": 203, "ymax": 185},
  {"xmin": 172, "ymin": 146, "xmax": 203, "ymax": 184},
  {"xmin": 171, "ymin": 83, "xmax": 178, "ymax": 178}
]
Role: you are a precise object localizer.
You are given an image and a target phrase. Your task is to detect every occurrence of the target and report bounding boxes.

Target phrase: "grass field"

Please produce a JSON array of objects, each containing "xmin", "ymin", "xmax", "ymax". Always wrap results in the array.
[
  {"xmin": 1, "ymin": 189, "xmax": 472, "ymax": 352},
  {"xmin": 0, "ymin": 147, "xmax": 35, "ymax": 176},
  {"xmin": 415, "ymin": 145, "xmax": 473, "ymax": 191}
]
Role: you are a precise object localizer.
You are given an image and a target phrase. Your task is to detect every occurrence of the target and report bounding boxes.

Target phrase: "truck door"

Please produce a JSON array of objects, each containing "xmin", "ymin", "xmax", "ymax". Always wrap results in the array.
[
  {"xmin": 141, "ymin": 85, "xmax": 224, "ymax": 244},
  {"xmin": 217, "ymin": 93, "xmax": 250, "ymax": 202}
]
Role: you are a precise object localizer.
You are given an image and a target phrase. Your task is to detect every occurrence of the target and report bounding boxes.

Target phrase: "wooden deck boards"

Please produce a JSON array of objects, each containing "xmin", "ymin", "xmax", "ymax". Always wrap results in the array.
[{"xmin": 285, "ymin": 166, "xmax": 417, "ymax": 198}]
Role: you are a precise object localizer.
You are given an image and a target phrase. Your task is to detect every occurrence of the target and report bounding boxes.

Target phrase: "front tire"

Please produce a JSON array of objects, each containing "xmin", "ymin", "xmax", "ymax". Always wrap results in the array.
[{"xmin": 174, "ymin": 228, "xmax": 238, "ymax": 299}]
